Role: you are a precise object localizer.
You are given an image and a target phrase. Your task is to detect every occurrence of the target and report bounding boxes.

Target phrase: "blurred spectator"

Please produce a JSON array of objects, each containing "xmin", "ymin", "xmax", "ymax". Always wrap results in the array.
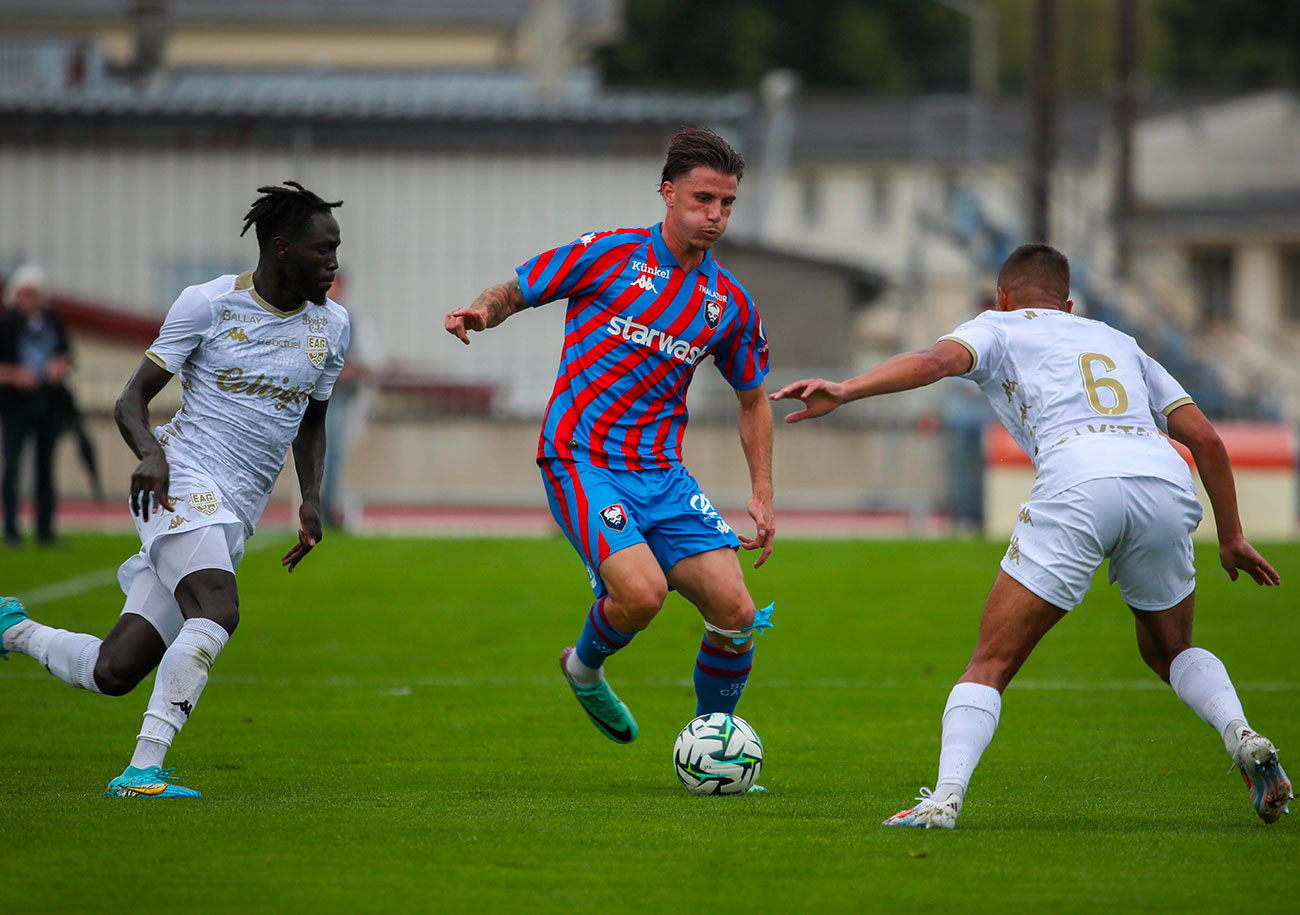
[
  {"xmin": 0, "ymin": 266, "xmax": 71, "ymax": 546},
  {"xmin": 321, "ymin": 272, "xmax": 375, "ymax": 530},
  {"xmin": 941, "ymin": 298, "xmax": 995, "ymax": 532}
]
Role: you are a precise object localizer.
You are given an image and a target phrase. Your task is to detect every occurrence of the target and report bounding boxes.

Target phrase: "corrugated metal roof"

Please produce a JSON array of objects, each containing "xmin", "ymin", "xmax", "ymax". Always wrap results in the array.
[
  {"xmin": 0, "ymin": 0, "xmax": 619, "ymax": 28},
  {"xmin": 787, "ymin": 91, "xmax": 1239, "ymax": 163},
  {"xmin": 0, "ymin": 68, "xmax": 750, "ymax": 124}
]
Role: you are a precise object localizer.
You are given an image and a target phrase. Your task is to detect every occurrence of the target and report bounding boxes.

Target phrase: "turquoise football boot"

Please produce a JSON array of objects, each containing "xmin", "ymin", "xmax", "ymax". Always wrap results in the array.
[
  {"xmin": 0, "ymin": 596, "xmax": 28, "ymax": 660},
  {"xmin": 104, "ymin": 766, "xmax": 202, "ymax": 799},
  {"xmin": 560, "ymin": 647, "xmax": 638, "ymax": 744}
]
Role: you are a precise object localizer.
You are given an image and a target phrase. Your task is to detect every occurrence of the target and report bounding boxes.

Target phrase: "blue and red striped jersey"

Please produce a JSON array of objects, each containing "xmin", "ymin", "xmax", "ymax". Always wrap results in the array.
[{"xmin": 516, "ymin": 223, "xmax": 769, "ymax": 471}]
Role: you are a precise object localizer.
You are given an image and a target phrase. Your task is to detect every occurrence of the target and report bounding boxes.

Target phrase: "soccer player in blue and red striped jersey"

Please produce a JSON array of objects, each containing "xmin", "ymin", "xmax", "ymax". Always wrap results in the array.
[{"xmin": 446, "ymin": 128, "xmax": 775, "ymax": 747}]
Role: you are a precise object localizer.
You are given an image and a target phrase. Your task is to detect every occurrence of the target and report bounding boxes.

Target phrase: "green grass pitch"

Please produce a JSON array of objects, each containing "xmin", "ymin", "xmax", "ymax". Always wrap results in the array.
[{"xmin": 2, "ymin": 534, "xmax": 1296, "ymax": 913}]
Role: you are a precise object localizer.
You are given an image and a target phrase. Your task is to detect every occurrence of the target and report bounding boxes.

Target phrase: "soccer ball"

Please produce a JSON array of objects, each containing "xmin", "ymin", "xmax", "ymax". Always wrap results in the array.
[{"xmin": 672, "ymin": 712, "xmax": 764, "ymax": 795}]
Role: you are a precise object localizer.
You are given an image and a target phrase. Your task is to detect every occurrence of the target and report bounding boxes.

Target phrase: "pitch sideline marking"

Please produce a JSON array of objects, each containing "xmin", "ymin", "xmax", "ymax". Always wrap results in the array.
[
  {"xmin": 16, "ymin": 537, "xmax": 277, "ymax": 606},
  {"xmin": 1, "ymin": 670, "xmax": 1293, "ymax": 693}
]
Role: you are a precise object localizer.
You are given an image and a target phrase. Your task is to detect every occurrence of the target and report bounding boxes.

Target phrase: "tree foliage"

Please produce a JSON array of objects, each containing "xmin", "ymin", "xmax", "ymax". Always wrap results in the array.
[{"xmin": 599, "ymin": 0, "xmax": 1300, "ymax": 93}]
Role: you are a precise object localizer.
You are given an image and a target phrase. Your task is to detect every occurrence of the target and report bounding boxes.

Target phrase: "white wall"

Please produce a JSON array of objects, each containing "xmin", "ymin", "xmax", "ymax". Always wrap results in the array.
[{"xmin": 0, "ymin": 144, "xmax": 667, "ymax": 415}]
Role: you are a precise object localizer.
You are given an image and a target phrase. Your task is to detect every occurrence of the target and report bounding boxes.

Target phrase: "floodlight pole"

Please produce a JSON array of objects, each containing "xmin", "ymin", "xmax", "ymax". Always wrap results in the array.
[
  {"xmin": 933, "ymin": 0, "xmax": 998, "ymax": 99},
  {"xmin": 1030, "ymin": 0, "xmax": 1056, "ymax": 242},
  {"xmin": 1114, "ymin": 0, "xmax": 1138, "ymax": 279}
]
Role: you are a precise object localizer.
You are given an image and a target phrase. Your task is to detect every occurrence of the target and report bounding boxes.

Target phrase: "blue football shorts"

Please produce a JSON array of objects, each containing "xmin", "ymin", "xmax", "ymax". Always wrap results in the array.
[{"xmin": 539, "ymin": 458, "xmax": 742, "ymax": 597}]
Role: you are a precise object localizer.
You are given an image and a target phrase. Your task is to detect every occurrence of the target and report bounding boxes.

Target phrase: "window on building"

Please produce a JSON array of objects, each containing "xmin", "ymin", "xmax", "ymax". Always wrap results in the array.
[
  {"xmin": 800, "ymin": 172, "xmax": 821, "ymax": 227},
  {"xmin": 866, "ymin": 171, "xmax": 891, "ymax": 228},
  {"xmin": 1285, "ymin": 249, "xmax": 1300, "ymax": 324},
  {"xmin": 1189, "ymin": 249, "xmax": 1234, "ymax": 323}
]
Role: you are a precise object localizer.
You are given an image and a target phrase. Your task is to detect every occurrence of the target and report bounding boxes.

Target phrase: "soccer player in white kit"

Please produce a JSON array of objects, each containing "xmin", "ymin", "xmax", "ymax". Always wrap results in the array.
[
  {"xmin": 0, "ymin": 182, "xmax": 350, "ymax": 798},
  {"xmin": 772, "ymin": 244, "xmax": 1289, "ymax": 828}
]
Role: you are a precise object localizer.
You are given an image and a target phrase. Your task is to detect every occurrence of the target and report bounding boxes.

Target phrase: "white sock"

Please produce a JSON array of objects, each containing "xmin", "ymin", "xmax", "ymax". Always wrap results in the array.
[
  {"xmin": 129, "ymin": 618, "xmax": 229, "ymax": 771},
  {"xmin": 4, "ymin": 619, "xmax": 102, "ymax": 693},
  {"xmin": 1169, "ymin": 647, "xmax": 1249, "ymax": 755},
  {"xmin": 565, "ymin": 649, "xmax": 603, "ymax": 687},
  {"xmin": 934, "ymin": 682, "xmax": 1002, "ymax": 808}
]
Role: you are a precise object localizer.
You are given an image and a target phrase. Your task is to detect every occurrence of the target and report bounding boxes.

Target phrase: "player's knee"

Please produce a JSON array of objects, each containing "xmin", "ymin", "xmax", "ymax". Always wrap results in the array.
[
  {"xmin": 92, "ymin": 653, "xmax": 149, "ymax": 696},
  {"xmin": 611, "ymin": 580, "xmax": 668, "ymax": 630},
  {"xmin": 1140, "ymin": 639, "xmax": 1188, "ymax": 683},
  {"xmin": 174, "ymin": 571, "xmax": 240, "ymax": 635},
  {"xmin": 709, "ymin": 601, "xmax": 755, "ymax": 634}
]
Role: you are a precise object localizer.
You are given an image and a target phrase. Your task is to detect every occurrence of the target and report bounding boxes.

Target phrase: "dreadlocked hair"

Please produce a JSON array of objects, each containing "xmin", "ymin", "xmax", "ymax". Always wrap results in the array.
[{"xmin": 240, "ymin": 180, "xmax": 343, "ymax": 248}]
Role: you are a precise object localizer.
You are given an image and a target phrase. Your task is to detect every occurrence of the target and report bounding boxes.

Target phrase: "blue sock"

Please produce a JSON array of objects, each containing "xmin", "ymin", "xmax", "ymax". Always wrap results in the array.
[
  {"xmin": 574, "ymin": 597, "xmax": 635, "ymax": 669},
  {"xmin": 694, "ymin": 638, "xmax": 754, "ymax": 715}
]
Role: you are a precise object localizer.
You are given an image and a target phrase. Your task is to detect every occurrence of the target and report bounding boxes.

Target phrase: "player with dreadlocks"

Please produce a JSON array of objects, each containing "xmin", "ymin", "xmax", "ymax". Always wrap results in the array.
[{"xmin": 1, "ymin": 181, "xmax": 350, "ymax": 798}]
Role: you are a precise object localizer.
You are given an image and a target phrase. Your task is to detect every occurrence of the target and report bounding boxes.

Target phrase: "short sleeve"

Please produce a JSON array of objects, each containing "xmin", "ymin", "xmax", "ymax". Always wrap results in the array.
[
  {"xmin": 311, "ymin": 313, "xmax": 351, "ymax": 401},
  {"xmin": 1140, "ymin": 348, "xmax": 1193, "ymax": 433},
  {"xmin": 712, "ymin": 290, "xmax": 769, "ymax": 391},
  {"xmin": 939, "ymin": 315, "xmax": 1005, "ymax": 384},
  {"xmin": 515, "ymin": 230, "xmax": 635, "ymax": 307},
  {"xmin": 147, "ymin": 285, "xmax": 216, "ymax": 373}
]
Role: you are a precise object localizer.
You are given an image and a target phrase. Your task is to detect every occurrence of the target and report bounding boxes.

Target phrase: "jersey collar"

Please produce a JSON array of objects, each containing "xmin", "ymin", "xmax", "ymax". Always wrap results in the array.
[
  {"xmin": 235, "ymin": 271, "xmax": 308, "ymax": 318},
  {"xmin": 651, "ymin": 223, "xmax": 717, "ymax": 279}
]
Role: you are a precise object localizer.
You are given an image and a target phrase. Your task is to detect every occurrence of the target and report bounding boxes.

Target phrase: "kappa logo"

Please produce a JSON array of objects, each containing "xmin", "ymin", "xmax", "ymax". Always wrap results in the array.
[
  {"xmin": 223, "ymin": 327, "xmax": 250, "ymax": 343},
  {"xmin": 168, "ymin": 515, "xmax": 190, "ymax": 531},
  {"xmin": 599, "ymin": 503, "xmax": 629, "ymax": 532},
  {"xmin": 704, "ymin": 300, "xmax": 721, "ymax": 328},
  {"xmin": 579, "ymin": 232, "xmax": 597, "ymax": 247},
  {"xmin": 171, "ymin": 699, "xmax": 194, "ymax": 718},
  {"xmin": 190, "ymin": 492, "xmax": 218, "ymax": 515},
  {"xmin": 306, "ymin": 335, "xmax": 328, "ymax": 368},
  {"xmin": 633, "ymin": 273, "xmax": 658, "ymax": 294}
]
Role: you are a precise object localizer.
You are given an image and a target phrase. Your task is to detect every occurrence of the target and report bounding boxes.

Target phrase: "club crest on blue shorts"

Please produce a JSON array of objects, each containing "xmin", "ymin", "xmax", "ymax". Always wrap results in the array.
[{"xmin": 600, "ymin": 503, "xmax": 629, "ymax": 531}]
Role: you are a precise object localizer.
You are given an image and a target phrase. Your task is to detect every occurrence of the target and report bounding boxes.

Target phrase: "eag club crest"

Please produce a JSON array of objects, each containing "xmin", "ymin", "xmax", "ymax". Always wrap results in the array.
[
  {"xmin": 190, "ymin": 491, "xmax": 218, "ymax": 515},
  {"xmin": 704, "ymin": 300, "xmax": 721, "ymax": 328},
  {"xmin": 306, "ymin": 335, "xmax": 328, "ymax": 367},
  {"xmin": 599, "ymin": 503, "xmax": 629, "ymax": 532}
]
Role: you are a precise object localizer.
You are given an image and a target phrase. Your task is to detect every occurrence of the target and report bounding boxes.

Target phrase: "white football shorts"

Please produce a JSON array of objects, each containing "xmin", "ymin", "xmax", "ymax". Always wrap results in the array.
[
  {"xmin": 999, "ymin": 476, "xmax": 1202, "ymax": 612},
  {"xmin": 116, "ymin": 462, "xmax": 246, "ymax": 644}
]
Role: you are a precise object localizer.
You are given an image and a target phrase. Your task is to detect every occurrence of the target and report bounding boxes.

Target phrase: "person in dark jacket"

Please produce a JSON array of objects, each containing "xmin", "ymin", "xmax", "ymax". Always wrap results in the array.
[{"xmin": 0, "ymin": 265, "xmax": 71, "ymax": 546}]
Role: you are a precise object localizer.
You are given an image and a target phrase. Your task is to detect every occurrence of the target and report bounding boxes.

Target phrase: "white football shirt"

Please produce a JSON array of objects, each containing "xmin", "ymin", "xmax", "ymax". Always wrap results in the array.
[
  {"xmin": 941, "ymin": 308, "xmax": 1193, "ymax": 499},
  {"xmin": 145, "ymin": 272, "xmax": 350, "ymax": 532}
]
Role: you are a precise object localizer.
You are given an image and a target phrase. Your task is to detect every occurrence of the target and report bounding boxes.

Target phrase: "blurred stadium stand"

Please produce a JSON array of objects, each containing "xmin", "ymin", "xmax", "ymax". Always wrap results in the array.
[{"xmin": 0, "ymin": 1, "xmax": 1296, "ymax": 531}]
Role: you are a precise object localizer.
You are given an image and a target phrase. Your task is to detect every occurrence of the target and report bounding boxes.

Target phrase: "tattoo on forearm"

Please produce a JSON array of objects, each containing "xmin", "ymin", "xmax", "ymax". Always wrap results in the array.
[{"xmin": 472, "ymin": 278, "xmax": 526, "ymax": 328}]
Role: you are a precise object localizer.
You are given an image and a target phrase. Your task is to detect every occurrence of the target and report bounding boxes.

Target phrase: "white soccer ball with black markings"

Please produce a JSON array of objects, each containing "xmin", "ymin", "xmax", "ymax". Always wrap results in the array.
[{"xmin": 673, "ymin": 712, "xmax": 764, "ymax": 795}]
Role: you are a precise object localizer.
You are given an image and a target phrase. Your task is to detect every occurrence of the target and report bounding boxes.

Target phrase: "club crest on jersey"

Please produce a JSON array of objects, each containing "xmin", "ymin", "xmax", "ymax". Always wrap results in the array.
[
  {"xmin": 306, "ymin": 335, "xmax": 328, "ymax": 367},
  {"xmin": 704, "ymin": 300, "xmax": 721, "ymax": 328},
  {"xmin": 190, "ymin": 492, "xmax": 218, "ymax": 516},
  {"xmin": 599, "ymin": 503, "xmax": 629, "ymax": 532}
]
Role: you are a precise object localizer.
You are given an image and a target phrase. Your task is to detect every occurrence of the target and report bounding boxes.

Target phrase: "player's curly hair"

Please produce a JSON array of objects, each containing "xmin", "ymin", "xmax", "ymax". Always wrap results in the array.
[
  {"xmin": 660, "ymin": 127, "xmax": 745, "ymax": 191},
  {"xmin": 240, "ymin": 180, "xmax": 343, "ymax": 249}
]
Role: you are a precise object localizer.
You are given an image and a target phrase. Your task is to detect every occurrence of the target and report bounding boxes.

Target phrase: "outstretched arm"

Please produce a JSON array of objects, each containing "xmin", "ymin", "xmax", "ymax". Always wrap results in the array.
[
  {"xmin": 115, "ymin": 357, "xmax": 175, "ymax": 521},
  {"xmin": 736, "ymin": 384, "xmax": 775, "ymax": 569},
  {"xmin": 445, "ymin": 277, "xmax": 528, "ymax": 345},
  {"xmin": 282, "ymin": 397, "xmax": 330, "ymax": 573},
  {"xmin": 1166, "ymin": 404, "xmax": 1280, "ymax": 586},
  {"xmin": 769, "ymin": 340, "xmax": 973, "ymax": 422}
]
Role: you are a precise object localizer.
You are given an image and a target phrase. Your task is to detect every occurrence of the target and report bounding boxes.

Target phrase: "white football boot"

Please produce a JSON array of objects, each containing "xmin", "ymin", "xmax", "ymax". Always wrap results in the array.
[
  {"xmin": 881, "ymin": 787, "xmax": 960, "ymax": 829},
  {"xmin": 1232, "ymin": 729, "xmax": 1292, "ymax": 824}
]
